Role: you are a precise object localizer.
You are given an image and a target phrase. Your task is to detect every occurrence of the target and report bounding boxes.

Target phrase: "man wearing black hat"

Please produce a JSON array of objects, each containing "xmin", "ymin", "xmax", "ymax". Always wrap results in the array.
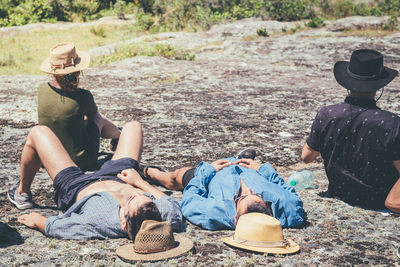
[{"xmin": 301, "ymin": 49, "xmax": 400, "ymax": 210}]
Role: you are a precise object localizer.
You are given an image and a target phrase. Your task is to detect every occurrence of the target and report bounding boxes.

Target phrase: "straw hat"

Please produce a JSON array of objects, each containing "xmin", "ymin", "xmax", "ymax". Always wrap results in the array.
[
  {"xmin": 116, "ymin": 220, "xmax": 194, "ymax": 262},
  {"xmin": 221, "ymin": 213, "xmax": 300, "ymax": 254},
  {"xmin": 40, "ymin": 42, "xmax": 90, "ymax": 75}
]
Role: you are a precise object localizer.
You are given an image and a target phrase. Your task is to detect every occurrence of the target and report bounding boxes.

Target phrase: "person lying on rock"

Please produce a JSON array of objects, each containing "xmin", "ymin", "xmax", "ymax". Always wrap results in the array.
[
  {"xmin": 139, "ymin": 148, "xmax": 304, "ymax": 230},
  {"xmin": 38, "ymin": 42, "xmax": 120, "ymax": 171},
  {"xmin": 301, "ymin": 49, "xmax": 400, "ymax": 211},
  {"xmin": 8, "ymin": 122, "xmax": 182, "ymax": 240}
]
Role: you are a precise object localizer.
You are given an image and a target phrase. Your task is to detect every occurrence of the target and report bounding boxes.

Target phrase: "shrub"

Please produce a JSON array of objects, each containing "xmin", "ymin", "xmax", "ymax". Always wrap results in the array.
[
  {"xmin": 268, "ymin": 0, "xmax": 314, "ymax": 21},
  {"xmin": 68, "ymin": 0, "xmax": 100, "ymax": 21},
  {"xmin": 1, "ymin": 0, "xmax": 399, "ymax": 30},
  {"xmin": 256, "ymin": 27, "xmax": 269, "ymax": 36},
  {"xmin": 382, "ymin": 14, "xmax": 398, "ymax": 31},
  {"xmin": 306, "ymin": 16, "xmax": 325, "ymax": 28},
  {"xmin": 7, "ymin": 0, "xmax": 64, "ymax": 26},
  {"xmin": 135, "ymin": 11, "xmax": 154, "ymax": 31}
]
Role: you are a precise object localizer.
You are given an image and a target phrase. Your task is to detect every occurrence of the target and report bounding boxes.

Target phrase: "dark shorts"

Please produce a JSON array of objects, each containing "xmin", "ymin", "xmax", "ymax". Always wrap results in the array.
[
  {"xmin": 53, "ymin": 157, "xmax": 139, "ymax": 211},
  {"xmin": 182, "ymin": 168, "xmax": 196, "ymax": 188}
]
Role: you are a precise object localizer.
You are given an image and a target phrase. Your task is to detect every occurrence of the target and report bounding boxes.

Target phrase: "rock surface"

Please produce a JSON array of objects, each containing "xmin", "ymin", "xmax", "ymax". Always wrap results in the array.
[{"xmin": 1, "ymin": 16, "xmax": 400, "ymax": 266}]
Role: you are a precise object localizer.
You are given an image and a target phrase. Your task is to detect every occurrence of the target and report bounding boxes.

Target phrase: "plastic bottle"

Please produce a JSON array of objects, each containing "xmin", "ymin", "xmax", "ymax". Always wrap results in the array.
[{"xmin": 288, "ymin": 170, "xmax": 316, "ymax": 191}]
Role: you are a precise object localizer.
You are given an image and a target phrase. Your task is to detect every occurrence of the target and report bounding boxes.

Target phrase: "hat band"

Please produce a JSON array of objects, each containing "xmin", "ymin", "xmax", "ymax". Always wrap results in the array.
[
  {"xmin": 233, "ymin": 235, "xmax": 288, "ymax": 248},
  {"xmin": 51, "ymin": 57, "xmax": 76, "ymax": 72},
  {"xmin": 134, "ymin": 243, "xmax": 176, "ymax": 254},
  {"xmin": 346, "ymin": 66, "xmax": 383, "ymax": 81}
]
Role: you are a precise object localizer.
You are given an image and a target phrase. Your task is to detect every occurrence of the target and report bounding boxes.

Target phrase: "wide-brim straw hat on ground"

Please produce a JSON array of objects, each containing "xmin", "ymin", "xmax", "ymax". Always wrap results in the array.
[
  {"xmin": 116, "ymin": 220, "xmax": 194, "ymax": 262},
  {"xmin": 221, "ymin": 213, "xmax": 300, "ymax": 254},
  {"xmin": 40, "ymin": 42, "xmax": 90, "ymax": 75},
  {"xmin": 334, "ymin": 49, "xmax": 398, "ymax": 93}
]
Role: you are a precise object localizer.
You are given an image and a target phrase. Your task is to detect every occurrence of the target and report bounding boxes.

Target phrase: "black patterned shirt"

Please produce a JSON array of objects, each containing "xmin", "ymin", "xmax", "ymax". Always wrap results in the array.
[{"xmin": 306, "ymin": 96, "xmax": 400, "ymax": 208}]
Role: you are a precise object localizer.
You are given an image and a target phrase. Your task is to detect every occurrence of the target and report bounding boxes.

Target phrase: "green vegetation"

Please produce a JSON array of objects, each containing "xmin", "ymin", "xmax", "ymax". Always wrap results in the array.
[
  {"xmin": 0, "ymin": 22, "xmax": 137, "ymax": 75},
  {"xmin": 1, "ymin": 0, "xmax": 399, "ymax": 29},
  {"xmin": 94, "ymin": 43, "xmax": 195, "ymax": 65},
  {"xmin": 306, "ymin": 16, "xmax": 325, "ymax": 28},
  {"xmin": 0, "ymin": 0, "xmax": 398, "ymax": 75},
  {"xmin": 256, "ymin": 27, "xmax": 269, "ymax": 37}
]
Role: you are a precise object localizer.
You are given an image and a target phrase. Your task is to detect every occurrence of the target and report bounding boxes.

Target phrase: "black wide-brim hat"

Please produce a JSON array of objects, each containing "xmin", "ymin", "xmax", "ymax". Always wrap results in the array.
[{"xmin": 334, "ymin": 49, "xmax": 398, "ymax": 92}]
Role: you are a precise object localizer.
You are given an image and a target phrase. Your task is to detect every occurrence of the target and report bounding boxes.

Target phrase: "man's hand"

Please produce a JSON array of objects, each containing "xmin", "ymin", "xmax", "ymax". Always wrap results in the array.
[
  {"xmin": 117, "ymin": 168, "xmax": 144, "ymax": 187},
  {"xmin": 211, "ymin": 160, "xmax": 233, "ymax": 172},
  {"xmin": 234, "ymin": 158, "xmax": 262, "ymax": 170},
  {"xmin": 119, "ymin": 168, "xmax": 166, "ymax": 199},
  {"xmin": 18, "ymin": 212, "xmax": 47, "ymax": 233},
  {"xmin": 301, "ymin": 143, "xmax": 320, "ymax": 163}
]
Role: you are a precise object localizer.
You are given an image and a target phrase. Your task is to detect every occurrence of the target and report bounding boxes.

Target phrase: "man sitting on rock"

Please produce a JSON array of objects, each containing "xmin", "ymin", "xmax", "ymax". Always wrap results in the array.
[
  {"xmin": 8, "ymin": 122, "xmax": 182, "ymax": 240},
  {"xmin": 301, "ymin": 49, "xmax": 400, "ymax": 211},
  {"xmin": 140, "ymin": 148, "xmax": 304, "ymax": 230}
]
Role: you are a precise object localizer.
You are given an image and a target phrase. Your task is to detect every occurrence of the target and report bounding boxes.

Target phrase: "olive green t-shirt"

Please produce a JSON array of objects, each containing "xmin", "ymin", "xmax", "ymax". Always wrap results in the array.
[{"xmin": 38, "ymin": 83, "xmax": 99, "ymax": 170}]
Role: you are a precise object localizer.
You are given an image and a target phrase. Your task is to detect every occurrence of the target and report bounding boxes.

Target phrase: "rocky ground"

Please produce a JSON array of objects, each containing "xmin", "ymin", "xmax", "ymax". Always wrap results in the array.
[{"xmin": 1, "ymin": 16, "xmax": 400, "ymax": 266}]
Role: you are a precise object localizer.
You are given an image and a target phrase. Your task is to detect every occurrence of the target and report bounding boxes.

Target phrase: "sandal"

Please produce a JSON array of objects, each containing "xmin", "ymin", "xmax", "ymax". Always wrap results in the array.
[{"xmin": 138, "ymin": 164, "xmax": 166, "ymax": 181}]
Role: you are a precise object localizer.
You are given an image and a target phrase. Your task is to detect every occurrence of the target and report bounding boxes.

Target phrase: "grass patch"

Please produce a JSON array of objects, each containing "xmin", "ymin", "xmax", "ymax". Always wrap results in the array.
[
  {"xmin": 339, "ymin": 29, "xmax": 395, "ymax": 37},
  {"xmin": 0, "ymin": 22, "xmax": 137, "ymax": 75},
  {"xmin": 93, "ymin": 43, "xmax": 195, "ymax": 65},
  {"xmin": 90, "ymin": 25, "xmax": 107, "ymax": 38},
  {"xmin": 242, "ymin": 35, "xmax": 260, "ymax": 41}
]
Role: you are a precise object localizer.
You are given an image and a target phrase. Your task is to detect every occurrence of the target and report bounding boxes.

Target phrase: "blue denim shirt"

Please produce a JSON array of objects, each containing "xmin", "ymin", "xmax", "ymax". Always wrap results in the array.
[
  {"xmin": 45, "ymin": 192, "xmax": 182, "ymax": 240},
  {"xmin": 180, "ymin": 158, "xmax": 304, "ymax": 230}
]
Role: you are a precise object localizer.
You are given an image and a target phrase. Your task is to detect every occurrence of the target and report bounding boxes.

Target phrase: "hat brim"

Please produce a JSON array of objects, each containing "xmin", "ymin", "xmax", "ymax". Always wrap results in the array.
[
  {"xmin": 116, "ymin": 235, "xmax": 194, "ymax": 263},
  {"xmin": 334, "ymin": 61, "xmax": 398, "ymax": 92},
  {"xmin": 221, "ymin": 236, "xmax": 299, "ymax": 254},
  {"xmin": 40, "ymin": 50, "xmax": 90, "ymax": 75}
]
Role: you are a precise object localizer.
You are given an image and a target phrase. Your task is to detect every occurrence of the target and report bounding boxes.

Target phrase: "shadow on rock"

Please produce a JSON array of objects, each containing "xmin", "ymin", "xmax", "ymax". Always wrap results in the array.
[{"xmin": 0, "ymin": 222, "xmax": 23, "ymax": 248}]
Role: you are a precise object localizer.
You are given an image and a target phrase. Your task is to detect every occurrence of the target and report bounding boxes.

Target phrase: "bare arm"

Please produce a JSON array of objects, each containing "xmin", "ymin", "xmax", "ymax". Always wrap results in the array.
[
  {"xmin": 118, "ymin": 169, "xmax": 165, "ymax": 199},
  {"xmin": 301, "ymin": 143, "xmax": 320, "ymax": 163},
  {"xmin": 385, "ymin": 160, "xmax": 400, "ymax": 213},
  {"xmin": 18, "ymin": 212, "xmax": 47, "ymax": 234},
  {"xmin": 385, "ymin": 178, "xmax": 400, "ymax": 213}
]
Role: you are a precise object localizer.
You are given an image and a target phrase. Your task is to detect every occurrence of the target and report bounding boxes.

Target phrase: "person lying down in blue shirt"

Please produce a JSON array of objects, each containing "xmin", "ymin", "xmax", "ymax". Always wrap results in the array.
[
  {"xmin": 9, "ymin": 122, "xmax": 183, "ymax": 240},
  {"xmin": 140, "ymin": 148, "xmax": 304, "ymax": 230}
]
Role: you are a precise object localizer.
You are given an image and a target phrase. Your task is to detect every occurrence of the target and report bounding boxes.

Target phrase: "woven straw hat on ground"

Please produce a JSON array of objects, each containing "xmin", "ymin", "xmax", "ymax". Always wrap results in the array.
[
  {"xmin": 40, "ymin": 42, "xmax": 90, "ymax": 75},
  {"xmin": 116, "ymin": 220, "xmax": 194, "ymax": 262},
  {"xmin": 221, "ymin": 213, "xmax": 300, "ymax": 254}
]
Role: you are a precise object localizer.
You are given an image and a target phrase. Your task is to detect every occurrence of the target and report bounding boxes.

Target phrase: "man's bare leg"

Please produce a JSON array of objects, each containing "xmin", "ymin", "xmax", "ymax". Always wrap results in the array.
[
  {"xmin": 112, "ymin": 121, "xmax": 143, "ymax": 162},
  {"xmin": 146, "ymin": 167, "xmax": 192, "ymax": 191},
  {"xmin": 18, "ymin": 125, "xmax": 76, "ymax": 194}
]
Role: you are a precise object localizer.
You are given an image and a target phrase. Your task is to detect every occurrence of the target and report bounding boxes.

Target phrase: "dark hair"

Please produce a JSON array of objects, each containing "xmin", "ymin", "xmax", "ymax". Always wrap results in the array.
[
  {"xmin": 125, "ymin": 201, "xmax": 162, "ymax": 240},
  {"xmin": 237, "ymin": 201, "xmax": 273, "ymax": 222},
  {"xmin": 54, "ymin": 71, "xmax": 80, "ymax": 91}
]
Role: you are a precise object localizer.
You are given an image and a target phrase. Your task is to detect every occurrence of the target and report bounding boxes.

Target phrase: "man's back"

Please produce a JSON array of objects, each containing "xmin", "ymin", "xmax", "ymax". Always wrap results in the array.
[{"xmin": 307, "ymin": 97, "xmax": 400, "ymax": 207}]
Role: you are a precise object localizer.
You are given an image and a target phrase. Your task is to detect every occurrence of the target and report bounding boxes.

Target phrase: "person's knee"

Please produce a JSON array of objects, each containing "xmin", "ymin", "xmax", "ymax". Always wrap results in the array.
[
  {"xmin": 123, "ymin": 121, "xmax": 142, "ymax": 133},
  {"xmin": 27, "ymin": 125, "xmax": 51, "ymax": 143}
]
